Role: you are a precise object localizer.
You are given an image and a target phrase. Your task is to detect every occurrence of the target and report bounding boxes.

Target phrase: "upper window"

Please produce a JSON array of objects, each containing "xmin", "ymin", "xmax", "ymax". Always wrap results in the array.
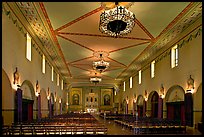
[
  {"xmin": 26, "ymin": 33, "xmax": 32, "ymax": 61},
  {"xmin": 51, "ymin": 66, "xmax": 54, "ymax": 81},
  {"xmin": 171, "ymin": 45, "xmax": 178, "ymax": 68},
  {"xmin": 123, "ymin": 81, "xmax": 126, "ymax": 91},
  {"xmin": 57, "ymin": 74, "xmax": 59, "ymax": 86},
  {"xmin": 139, "ymin": 70, "xmax": 142, "ymax": 84},
  {"xmin": 130, "ymin": 77, "xmax": 133, "ymax": 88},
  {"xmin": 61, "ymin": 79, "xmax": 63, "ymax": 90},
  {"xmin": 42, "ymin": 54, "xmax": 45, "ymax": 74},
  {"xmin": 151, "ymin": 60, "xmax": 155, "ymax": 78}
]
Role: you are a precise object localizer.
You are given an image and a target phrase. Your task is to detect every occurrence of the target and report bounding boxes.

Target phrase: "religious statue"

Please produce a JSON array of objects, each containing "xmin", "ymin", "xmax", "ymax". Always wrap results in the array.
[
  {"xmin": 13, "ymin": 67, "xmax": 19, "ymax": 85},
  {"xmin": 36, "ymin": 80, "xmax": 39, "ymax": 91},
  {"xmin": 187, "ymin": 75, "xmax": 194, "ymax": 90},
  {"xmin": 160, "ymin": 84, "xmax": 164, "ymax": 95}
]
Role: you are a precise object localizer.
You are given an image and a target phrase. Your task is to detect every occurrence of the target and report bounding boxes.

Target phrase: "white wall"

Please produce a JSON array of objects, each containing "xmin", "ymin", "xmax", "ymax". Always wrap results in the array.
[
  {"xmin": 2, "ymin": 7, "xmax": 64, "ymax": 124},
  {"xmin": 119, "ymin": 21, "xmax": 202, "ymax": 127}
]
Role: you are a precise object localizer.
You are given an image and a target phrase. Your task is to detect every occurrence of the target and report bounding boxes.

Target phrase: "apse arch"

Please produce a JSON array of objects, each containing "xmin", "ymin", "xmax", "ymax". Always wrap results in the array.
[{"xmin": 2, "ymin": 69, "xmax": 14, "ymax": 125}]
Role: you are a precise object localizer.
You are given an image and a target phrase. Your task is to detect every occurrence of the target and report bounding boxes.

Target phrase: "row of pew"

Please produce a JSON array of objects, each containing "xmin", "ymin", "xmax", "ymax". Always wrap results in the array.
[
  {"xmin": 114, "ymin": 115, "xmax": 186, "ymax": 134},
  {"xmin": 2, "ymin": 113, "xmax": 108, "ymax": 135}
]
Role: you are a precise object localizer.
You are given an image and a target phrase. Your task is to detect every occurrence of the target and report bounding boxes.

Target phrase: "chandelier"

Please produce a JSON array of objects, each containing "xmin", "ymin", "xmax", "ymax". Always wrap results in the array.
[
  {"xmin": 99, "ymin": 2, "xmax": 135, "ymax": 37},
  {"xmin": 93, "ymin": 52, "xmax": 110, "ymax": 73},
  {"xmin": 90, "ymin": 73, "xmax": 102, "ymax": 84}
]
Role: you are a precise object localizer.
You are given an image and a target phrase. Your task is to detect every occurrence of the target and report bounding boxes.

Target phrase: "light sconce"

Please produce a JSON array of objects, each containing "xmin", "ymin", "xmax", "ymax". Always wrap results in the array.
[
  {"xmin": 133, "ymin": 93, "xmax": 136, "ymax": 103},
  {"xmin": 126, "ymin": 96, "xmax": 129, "ymax": 104},
  {"xmin": 187, "ymin": 75, "xmax": 194, "ymax": 93},
  {"xmin": 160, "ymin": 84, "xmax": 165, "ymax": 99},
  {"xmin": 35, "ymin": 80, "xmax": 40, "ymax": 97},
  {"xmin": 13, "ymin": 67, "xmax": 20, "ymax": 85},
  {"xmin": 54, "ymin": 91, "xmax": 57, "ymax": 102},
  {"xmin": 144, "ymin": 90, "xmax": 148, "ymax": 101},
  {"xmin": 59, "ymin": 98, "xmax": 61, "ymax": 104},
  {"xmin": 47, "ymin": 87, "xmax": 50, "ymax": 100}
]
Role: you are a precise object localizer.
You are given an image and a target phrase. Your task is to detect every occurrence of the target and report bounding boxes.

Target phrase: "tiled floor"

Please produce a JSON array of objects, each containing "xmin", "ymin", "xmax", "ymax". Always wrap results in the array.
[{"xmin": 93, "ymin": 115, "xmax": 202, "ymax": 135}]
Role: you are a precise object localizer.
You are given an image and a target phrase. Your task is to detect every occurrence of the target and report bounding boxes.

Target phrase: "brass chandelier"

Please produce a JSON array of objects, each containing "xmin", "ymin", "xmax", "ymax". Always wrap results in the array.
[
  {"xmin": 99, "ymin": 2, "xmax": 135, "ymax": 37},
  {"xmin": 90, "ymin": 73, "xmax": 102, "ymax": 84},
  {"xmin": 93, "ymin": 52, "xmax": 110, "ymax": 73}
]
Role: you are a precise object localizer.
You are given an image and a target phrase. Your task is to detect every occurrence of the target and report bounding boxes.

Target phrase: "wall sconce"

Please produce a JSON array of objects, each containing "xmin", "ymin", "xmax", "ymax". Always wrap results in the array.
[
  {"xmin": 13, "ymin": 67, "xmax": 20, "ymax": 85},
  {"xmin": 66, "ymin": 102, "xmax": 69, "ymax": 106},
  {"xmin": 187, "ymin": 75, "xmax": 194, "ymax": 93},
  {"xmin": 59, "ymin": 98, "xmax": 61, "ymax": 104},
  {"xmin": 126, "ymin": 96, "xmax": 129, "ymax": 104},
  {"xmin": 144, "ymin": 90, "xmax": 148, "ymax": 101},
  {"xmin": 47, "ymin": 87, "xmax": 50, "ymax": 100},
  {"xmin": 133, "ymin": 93, "xmax": 136, "ymax": 103},
  {"xmin": 54, "ymin": 91, "xmax": 57, "ymax": 102},
  {"xmin": 35, "ymin": 80, "xmax": 39, "ymax": 97},
  {"xmin": 160, "ymin": 84, "xmax": 165, "ymax": 99}
]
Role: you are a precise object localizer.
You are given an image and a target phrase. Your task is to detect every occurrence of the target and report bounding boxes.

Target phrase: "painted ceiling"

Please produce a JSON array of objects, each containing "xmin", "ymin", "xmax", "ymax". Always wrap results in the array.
[{"xmin": 8, "ymin": 2, "xmax": 202, "ymax": 88}]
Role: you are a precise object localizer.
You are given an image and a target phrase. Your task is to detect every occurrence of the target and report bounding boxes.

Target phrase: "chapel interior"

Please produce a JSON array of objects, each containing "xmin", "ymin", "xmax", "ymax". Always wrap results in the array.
[{"xmin": 2, "ymin": 2, "xmax": 202, "ymax": 135}]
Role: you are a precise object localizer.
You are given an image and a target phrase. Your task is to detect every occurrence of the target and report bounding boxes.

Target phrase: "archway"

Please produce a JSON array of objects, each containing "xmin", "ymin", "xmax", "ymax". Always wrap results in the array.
[
  {"xmin": 21, "ymin": 80, "xmax": 35, "ymax": 122},
  {"xmin": 136, "ymin": 95, "xmax": 144, "ymax": 117},
  {"xmin": 165, "ymin": 85, "xmax": 185, "ymax": 123},
  {"xmin": 2, "ymin": 69, "xmax": 14, "ymax": 125},
  {"xmin": 148, "ymin": 91, "xmax": 159, "ymax": 118}
]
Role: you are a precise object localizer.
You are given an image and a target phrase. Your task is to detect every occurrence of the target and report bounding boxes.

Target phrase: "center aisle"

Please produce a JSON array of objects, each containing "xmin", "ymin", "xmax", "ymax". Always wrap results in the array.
[{"xmin": 93, "ymin": 114, "xmax": 134, "ymax": 135}]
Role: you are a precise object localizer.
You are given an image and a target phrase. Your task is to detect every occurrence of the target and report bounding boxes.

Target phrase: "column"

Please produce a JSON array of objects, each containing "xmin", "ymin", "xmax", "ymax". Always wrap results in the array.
[
  {"xmin": 60, "ymin": 103, "xmax": 62, "ymax": 114},
  {"xmin": 17, "ymin": 88, "xmax": 22, "ymax": 122},
  {"xmin": 185, "ymin": 92, "xmax": 193, "ymax": 126},
  {"xmin": 143, "ymin": 100, "xmax": 146, "ymax": 117},
  {"xmin": 48, "ymin": 99, "xmax": 52, "ymax": 118},
  {"xmin": 126, "ymin": 103, "xmax": 128, "ymax": 114},
  {"xmin": 37, "ymin": 94, "xmax": 41, "ymax": 120},
  {"xmin": 158, "ymin": 97, "xmax": 163, "ymax": 118}
]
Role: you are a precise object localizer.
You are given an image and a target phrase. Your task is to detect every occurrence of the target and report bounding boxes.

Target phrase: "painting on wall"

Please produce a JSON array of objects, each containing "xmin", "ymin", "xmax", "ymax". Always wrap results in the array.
[
  {"xmin": 101, "ymin": 88, "xmax": 113, "ymax": 106},
  {"xmin": 104, "ymin": 94, "xmax": 110, "ymax": 105},
  {"xmin": 72, "ymin": 93, "xmax": 79, "ymax": 105},
  {"xmin": 69, "ymin": 88, "xmax": 82, "ymax": 106}
]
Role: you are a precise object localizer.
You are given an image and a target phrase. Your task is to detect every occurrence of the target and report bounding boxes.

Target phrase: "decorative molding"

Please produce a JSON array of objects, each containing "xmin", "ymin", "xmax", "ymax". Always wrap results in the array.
[
  {"xmin": 3, "ymin": 2, "xmax": 65, "ymax": 82},
  {"xmin": 2, "ymin": 3, "xmax": 27, "ymax": 36}
]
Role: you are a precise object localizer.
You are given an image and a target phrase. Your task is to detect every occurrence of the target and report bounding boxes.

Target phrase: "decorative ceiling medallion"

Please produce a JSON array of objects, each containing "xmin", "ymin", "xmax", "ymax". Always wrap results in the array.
[{"xmin": 101, "ymin": 2, "xmax": 134, "ymax": 10}]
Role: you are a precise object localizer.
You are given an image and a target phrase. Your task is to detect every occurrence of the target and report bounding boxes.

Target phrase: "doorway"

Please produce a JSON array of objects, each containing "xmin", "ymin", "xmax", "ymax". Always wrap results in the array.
[{"xmin": 22, "ymin": 99, "xmax": 34, "ymax": 122}]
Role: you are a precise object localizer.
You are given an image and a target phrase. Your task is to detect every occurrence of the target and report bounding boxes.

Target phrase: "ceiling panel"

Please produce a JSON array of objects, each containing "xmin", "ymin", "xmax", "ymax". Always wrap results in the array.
[
  {"xmin": 130, "ymin": 2, "xmax": 190, "ymax": 37},
  {"xmin": 43, "ymin": 2, "xmax": 101, "ymax": 30}
]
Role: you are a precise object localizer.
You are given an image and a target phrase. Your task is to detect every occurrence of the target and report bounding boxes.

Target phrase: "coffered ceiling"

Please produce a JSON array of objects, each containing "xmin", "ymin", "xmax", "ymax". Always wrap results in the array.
[{"xmin": 6, "ymin": 2, "xmax": 202, "ymax": 88}]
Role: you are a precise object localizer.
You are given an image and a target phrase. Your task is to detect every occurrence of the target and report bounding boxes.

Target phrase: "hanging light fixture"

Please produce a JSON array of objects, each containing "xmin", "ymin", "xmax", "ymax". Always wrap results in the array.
[
  {"xmin": 99, "ymin": 2, "xmax": 135, "ymax": 37},
  {"xmin": 93, "ymin": 51, "xmax": 110, "ymax": 73},
  {"xmin": 90, "ymin": 73, "xmax": 102, "ymax": 84}
]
